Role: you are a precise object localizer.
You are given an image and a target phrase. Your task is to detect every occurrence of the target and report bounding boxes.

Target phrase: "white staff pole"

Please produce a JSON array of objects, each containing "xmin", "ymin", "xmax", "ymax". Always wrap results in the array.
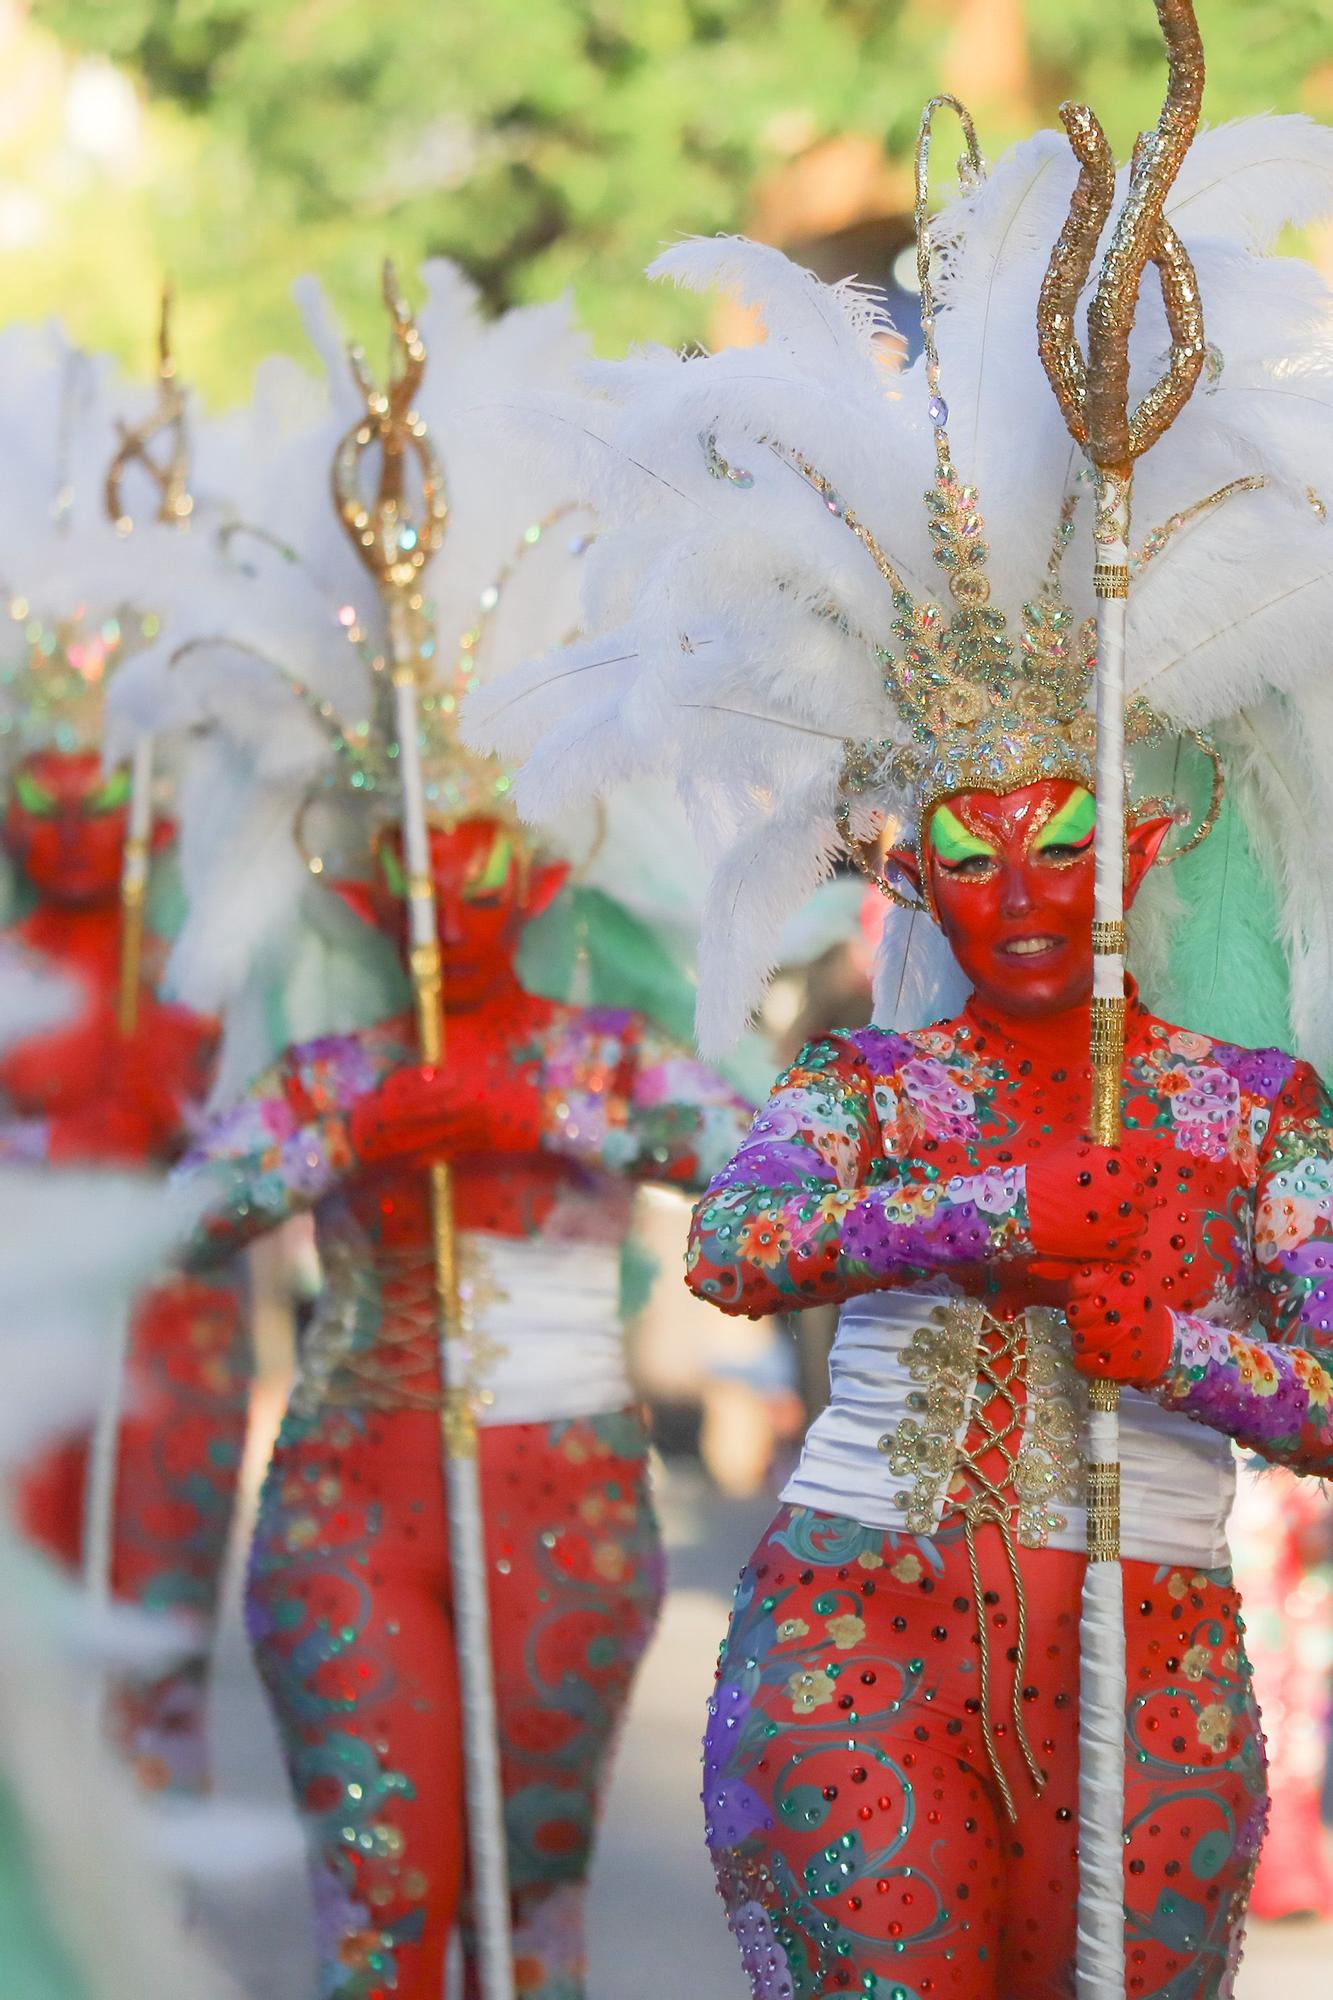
[
  {"xmin": 332, "ymin": 264, "xmax": 514, "ymax": 2000},
  {"xmin": 1036, "ymin": 4, "xmax": 1207, "ymax": 1990},
  {"xmin": 85, "ymin": 287, "xmax": 193, "ymax": 1605}
]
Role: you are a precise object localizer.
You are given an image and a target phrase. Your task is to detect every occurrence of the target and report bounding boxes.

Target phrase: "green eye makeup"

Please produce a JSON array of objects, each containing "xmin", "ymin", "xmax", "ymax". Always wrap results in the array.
[
  {"xmin": 88, "ymin": 768, "xmax": 132, "ymax": 815},
  {"xmin": 929, "ymin": 803, "xmax": 998, "ymax": 869},
  {"xmin": 465, "ymin": 833, "xmax": 513, "ymax": 901},
  {"xmin": 379, "ymin": 845, "xmax": 408, "ymax": 898},
  {"xmin": 13, "ymin": 771, "xmax": 56, "ymax": 817},
  {"xmin": 1032, "ymin": 786, "xmax": 1096, "ymax": 855}
]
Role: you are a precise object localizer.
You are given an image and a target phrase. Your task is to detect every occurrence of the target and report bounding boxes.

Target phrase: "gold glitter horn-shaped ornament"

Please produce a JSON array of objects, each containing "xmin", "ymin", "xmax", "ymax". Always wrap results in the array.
[
  {"xmin": 1036, "ymin": 6, "xmax": 1207, "ymax": 1995},
  {"xmin": 104, "ymin": 284, "xmax": 195, "ymax": 1041},
  {"xmin": 330, "ymin": 261, "xmax": 516, "ymax": 2000}
]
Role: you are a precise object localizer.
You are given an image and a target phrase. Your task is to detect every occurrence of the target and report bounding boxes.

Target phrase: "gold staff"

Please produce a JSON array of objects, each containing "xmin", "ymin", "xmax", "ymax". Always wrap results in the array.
[
  {"xmin": 331, "ymin": 262, "xmax": 515, "ymax": 2000},
  {"xmin": 105, "ymin": 284, "xmax": 193, "ymax": 1036},
  {"xmin": 1036, "ymin": 4, "xmax": 1206, "ymax": 1993}
]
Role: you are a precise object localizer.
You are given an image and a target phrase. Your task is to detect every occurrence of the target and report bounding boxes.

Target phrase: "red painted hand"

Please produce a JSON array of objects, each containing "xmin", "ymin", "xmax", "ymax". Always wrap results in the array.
[
  {"xmin": 1063, "ymin": 1258, "xmax": 1174, "ymax": 1387},
  {"xmin": 348, "ymin": 1061, "xmax": 542, "ymax": 1168},
  {"xmin": 1026, "ymin": 1141, "xmax": 1160, "ymax": 1260}
]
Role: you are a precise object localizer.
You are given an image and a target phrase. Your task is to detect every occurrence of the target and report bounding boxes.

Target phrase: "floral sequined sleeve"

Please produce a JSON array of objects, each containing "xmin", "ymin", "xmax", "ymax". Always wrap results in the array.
[
  {"xmin": 539, "ymin": 1008, "xmax": 754, "ymax": 1190},
  {"xmin": 686, "ymin": 1032, "xmax": 1029, "ymax": 1318},
  {"xmin": 1155, "ymin": 1058, "xmax": 1333, "ymax": 1475},
  {"xmin": 179, "ymin": 1032, "xmax": 389, "ymax": 1264}
]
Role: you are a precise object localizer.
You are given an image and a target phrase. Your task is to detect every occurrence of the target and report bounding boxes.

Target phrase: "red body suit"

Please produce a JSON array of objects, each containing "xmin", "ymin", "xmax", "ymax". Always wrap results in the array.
[
  {"xmin": 2, "ymin": 756, "xmax": 250, "ymax": 1796},
  {"xmin": 684, "ymin": 990, "xmax": 1333, "ymax": 1997},
  {"xmin": 187, "ymin": 981, "xmax": 752, "ymax": 2000}
]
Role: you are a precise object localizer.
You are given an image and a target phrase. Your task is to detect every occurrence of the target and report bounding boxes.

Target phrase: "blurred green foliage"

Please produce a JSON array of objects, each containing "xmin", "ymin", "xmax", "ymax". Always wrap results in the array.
[{"xmin": 25, "ymin": 1, "xmax": 1333, "ymax": 400}]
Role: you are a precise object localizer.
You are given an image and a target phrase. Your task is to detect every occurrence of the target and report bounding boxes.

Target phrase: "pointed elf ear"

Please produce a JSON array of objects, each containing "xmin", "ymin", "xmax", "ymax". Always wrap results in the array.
[
  {"xmin": 1125, "ymin": 814, "xmax": 1174, "ymax": 904},
  {"xmin": 884, "ymin": 845, "xmax": 924, "ymax": 901},
  {"xmin": 328, "ymin": 878, "xmax": 380, "ymax": 929},
  {"xmin": 525, "ymin": 857, "xmax": 571, "ymax": 922}
]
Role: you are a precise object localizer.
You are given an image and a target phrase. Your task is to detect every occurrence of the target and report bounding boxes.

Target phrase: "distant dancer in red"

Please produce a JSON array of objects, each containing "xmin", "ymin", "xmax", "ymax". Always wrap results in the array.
[{"xmin": 2, "ymin": 738, "xmax": 249, "ymax": 1797}]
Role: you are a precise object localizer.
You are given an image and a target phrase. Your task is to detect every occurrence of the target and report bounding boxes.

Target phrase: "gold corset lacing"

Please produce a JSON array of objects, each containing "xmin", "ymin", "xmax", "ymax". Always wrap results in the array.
[
  {"xmin": 295, "ymin": 1234, "xmax": 507, "ymax": 1419},
  {"xmin": 879, "ymin": 1299, "xmax": 1084, "ymax": 1822}
]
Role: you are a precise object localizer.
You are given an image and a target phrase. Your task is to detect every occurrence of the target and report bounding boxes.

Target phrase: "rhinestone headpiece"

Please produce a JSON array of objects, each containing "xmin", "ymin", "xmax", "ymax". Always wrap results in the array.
[{"xmin": 746, "ymin": 96, "xmax": 1227, "ymax": 889}]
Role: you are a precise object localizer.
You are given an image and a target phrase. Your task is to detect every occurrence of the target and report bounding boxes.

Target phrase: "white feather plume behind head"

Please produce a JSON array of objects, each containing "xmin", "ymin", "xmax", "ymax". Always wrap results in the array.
[
  {"xmin": 105, "ymin": 267, "xmax": 608, "ymax": 1096},
  {"xmin": 466, "ymin": 114, "xmax": 1333, "ymax": 1057},
  {"xmin": 0, "ymin": 320, "xmax": 215, "ymax": 772}
]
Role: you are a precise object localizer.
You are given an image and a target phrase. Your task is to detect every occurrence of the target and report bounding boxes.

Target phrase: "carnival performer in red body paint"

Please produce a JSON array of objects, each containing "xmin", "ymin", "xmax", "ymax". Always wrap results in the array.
[
  {"xmin": 109, "ymin": 263, "xmax": 757, "ymax": 2000},
  {"xmin": 0, "ymin": 314, "xmax": 255, "ymax": 1799},
  {"xmin": 463, "ymin": 66, "xmax": 1333, "ymax": 1999},
  {"xmin": 180, "ymin": 809, "xmax": 751, "ymax": 2000},
  {"xmin": 1, "ymin": 731, "xmax": 249, "ymax": 1797}
]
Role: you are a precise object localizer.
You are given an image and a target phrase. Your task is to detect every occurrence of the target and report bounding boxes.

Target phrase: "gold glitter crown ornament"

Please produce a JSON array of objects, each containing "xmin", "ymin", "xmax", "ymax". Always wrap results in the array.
[
  {"xmin": 0, "ymin": 294, "xmax": 189, "ymax": 761},
  {"xmin": 465, "ymin": 76, "xmax": 1333, "ymax": 1052},
  {"xmin": 164, "ymin": 266, "xmax": 593, "ymax": 876},
  {"xmin": 769, "ymin": 98, "xmax": 1226, "ymax": 901},
  {"xmin": 282, "ymin": 272, "xmax": 586, "ymax": 849}
]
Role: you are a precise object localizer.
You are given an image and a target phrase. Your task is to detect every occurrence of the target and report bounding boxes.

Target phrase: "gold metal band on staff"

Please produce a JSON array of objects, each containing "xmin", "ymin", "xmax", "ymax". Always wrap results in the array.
[
  {"xmin": 1091, "ymin": 919, "xmax": 1127, "ymax": 955},
  {"xmin": 116, "ymin": 848, "xmax": 149, "ymax": 1037},
  {"xmin": 1092, "ymin": 563, "xmax": 1130, "ymax": 598},
  {"xmin": 1089, "ymin": 992, "xmax": 1126, "ymax": 1145},
  {"xmin": 1084, "ymin": 1460, "xmax": 1122, "ymax": 1564}
]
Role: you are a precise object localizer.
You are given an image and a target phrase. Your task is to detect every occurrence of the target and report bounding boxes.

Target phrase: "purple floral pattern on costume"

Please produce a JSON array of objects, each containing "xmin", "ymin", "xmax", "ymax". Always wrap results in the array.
[
  {"xmin": 1163, "ymin": 1062, "xmax": 1241, "ymax": 1161},
  {"xmin": 689, "ymin": 1002, "xmax": 1333, "ymax": 1477},
  {"xmin": 185, "ymin": 1007, "xmax": 751, "ymax": 1258},
  {"xmin": 899, "ymin": 1055, "xmax": 979, "ymax": 1142},
  {"xmin": 1159, "ymin": 1314, "xmax": 1333, "ymax": 1476},
  {"xmin": 1211, "ymin": 1043, "xmax": 1297, "ymax": 1098}
]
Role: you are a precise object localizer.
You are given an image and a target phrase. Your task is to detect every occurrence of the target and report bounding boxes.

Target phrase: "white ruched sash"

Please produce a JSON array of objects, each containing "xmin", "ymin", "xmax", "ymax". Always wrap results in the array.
[
  {"xmin": 466, "ymin": 1233, "xmax": 629, "ymax": 1427},
  {"xmin": 781, "ymin": 1288, "xmax": 1235, "ymax": 1567}
]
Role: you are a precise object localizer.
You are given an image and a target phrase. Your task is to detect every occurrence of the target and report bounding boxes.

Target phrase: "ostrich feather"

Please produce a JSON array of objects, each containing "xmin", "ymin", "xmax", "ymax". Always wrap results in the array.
[
  {"xmin": 1161, "ymin": 115, "xmax": 1333, "ymax": 251},
  {"xmin": 104, "ymin": 269, "xmax": 633, "ymax": 1093},
  {"xmin": 468, "ymin": 113, "xmax": 1333, "ymax": 1052},
  {"xmin": 871, "ymin": 904, "xmax": 970, "ymax": 1034}
]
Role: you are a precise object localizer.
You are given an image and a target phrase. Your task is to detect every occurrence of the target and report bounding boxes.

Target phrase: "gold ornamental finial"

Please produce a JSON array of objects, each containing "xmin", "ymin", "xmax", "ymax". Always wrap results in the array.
[
  {"xmin": 105, "ymin": 284, "xmax": 193, "ymax": 532},
  {"xmin": 331, "ymin": 260, "xmax": 449, "ymax": 599},
  {"xmin": 1037, "ymin": 0, "xmax": 1207, "ymax": 477}
]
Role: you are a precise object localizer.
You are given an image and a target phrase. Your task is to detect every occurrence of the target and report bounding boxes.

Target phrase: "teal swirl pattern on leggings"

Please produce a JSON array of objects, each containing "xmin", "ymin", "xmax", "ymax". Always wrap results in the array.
[{"xmin": 704, "ymin": 1505, "xmax": 1267, "ymax": 2000}]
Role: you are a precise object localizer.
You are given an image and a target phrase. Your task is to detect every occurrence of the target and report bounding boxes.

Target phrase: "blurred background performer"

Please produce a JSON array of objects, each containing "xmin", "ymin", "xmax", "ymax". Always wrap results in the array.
[
  {"xmin": 111, "ymin": 264, "xmax": 755, "ymax": 2000},
  {"xmin": 0, "ymin": 948, "xmax": 251, "ymax": 2000},
  {"xmin": 1230, "ymin": 1464, "xmax": 1333, "ymax": 1920},
  {"xmin": 0, "ymin": 322, "xmax": 250, "ymax": 1800},
  {"xmin": 465, "ymin": 69, "xmax": 1333, "ymax": 2000}
]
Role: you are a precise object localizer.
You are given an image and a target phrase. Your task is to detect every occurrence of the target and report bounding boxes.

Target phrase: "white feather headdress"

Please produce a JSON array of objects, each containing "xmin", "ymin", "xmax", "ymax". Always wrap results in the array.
[
  {"xmin": 466, "ymin": 114, "xmax": 1333, "ymax": 1056},
  {"xmin": 106, "ymin": 266, "xmax": 605, "ymax": 1095},
  {"xmin": 0, "ymin": 320, "xmax": 204, "ymax": 769}
]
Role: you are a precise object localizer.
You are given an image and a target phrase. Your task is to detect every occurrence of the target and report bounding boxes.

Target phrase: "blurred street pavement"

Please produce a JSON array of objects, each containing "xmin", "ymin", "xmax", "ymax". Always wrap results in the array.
[{"xmin": 204, "ymin": 1443, "xmax": 1331, "ymax": 1997}]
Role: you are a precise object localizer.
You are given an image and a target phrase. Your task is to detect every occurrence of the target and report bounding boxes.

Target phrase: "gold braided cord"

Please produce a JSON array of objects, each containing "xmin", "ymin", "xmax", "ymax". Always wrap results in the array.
[
  {"xmin": 913, "ymin": 94, "xmax": 986, "ymax": 484},
  {"xmin": 834, "ymin": 790, "xmax": 928, "ymax": 913},
  {"xmin": 304, "ymin": 1235, "xmax": 505, "ymax": 1425},
  {"xmin": 936, "ymin": 1311, "xmax": 1049, "ymax": 1821},
  {"xmin": 1133, "ymin": 476, "xmax": 1268, "ymax": 572}
]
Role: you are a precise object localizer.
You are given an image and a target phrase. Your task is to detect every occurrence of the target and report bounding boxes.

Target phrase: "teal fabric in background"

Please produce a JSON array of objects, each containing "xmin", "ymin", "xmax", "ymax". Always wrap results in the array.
[{"xmin": 1149, "ymin": 775, "xmax": 1293, "ymax": 1054}]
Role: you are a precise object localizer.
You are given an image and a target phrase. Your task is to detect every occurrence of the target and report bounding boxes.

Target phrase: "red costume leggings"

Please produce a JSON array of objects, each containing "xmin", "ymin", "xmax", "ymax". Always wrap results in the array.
[
  {"xmin": 17, "ymin": 1273, "xmax": 250, "ymax": 1793},
  {"xmin": 245, "ymin": 1401, "xmax": 663, "ymax": 2000},
  {"xmin": 704, "ymin": 1505, "xmax": 1268, "ymax": 2000}
]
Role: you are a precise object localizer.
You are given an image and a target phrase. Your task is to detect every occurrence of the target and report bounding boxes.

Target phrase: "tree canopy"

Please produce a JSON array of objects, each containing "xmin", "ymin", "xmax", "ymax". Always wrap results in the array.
[{"xmin": 21, "ymin": 0, "xmax": 1333, "ymax": 400}]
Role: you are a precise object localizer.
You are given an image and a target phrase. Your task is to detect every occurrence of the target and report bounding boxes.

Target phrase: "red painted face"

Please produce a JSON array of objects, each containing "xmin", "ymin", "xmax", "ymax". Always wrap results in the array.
[
  {"xmin": 370, "ymin": 816, "xmax": 569, "ymax": 1011},
  {"xmin": 3, "ymin": 749, "xmax": 130, "ymax": 905},
  {"xmin": 890, "ymin": 778, "xmax": 1170, "ymax": 1019}
]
